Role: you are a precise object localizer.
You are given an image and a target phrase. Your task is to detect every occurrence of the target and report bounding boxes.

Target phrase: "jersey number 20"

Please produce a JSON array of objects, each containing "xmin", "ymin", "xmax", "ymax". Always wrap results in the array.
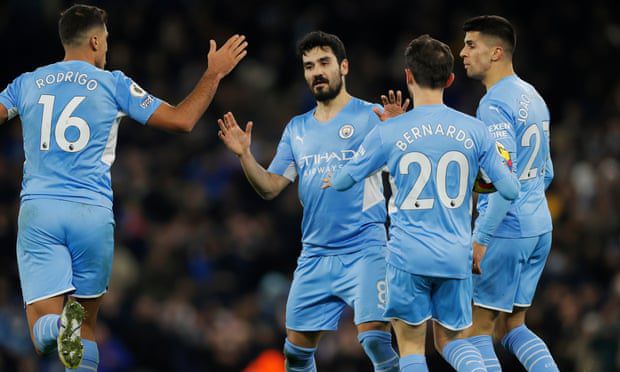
[
  {"xmin": 38, "ymin": 95, "xmax": 90, "ymax": 152},
  {"xmin": 399, "ymin": 151, "xmax": 469, "ymax": 210}
]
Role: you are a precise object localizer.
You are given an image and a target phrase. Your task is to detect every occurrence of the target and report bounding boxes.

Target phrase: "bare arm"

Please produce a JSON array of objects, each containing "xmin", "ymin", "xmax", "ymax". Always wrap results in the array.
[
  {"xmin": 0, "ymin": 104, "xmax": 7, "ymax": 125},
  {"xmin": 147, "ymin": 35, "xmax": 248, "ymax": 133},
  {"xmin": 218, "ymin": 112, "xmax": 290, "ymax": 200}
]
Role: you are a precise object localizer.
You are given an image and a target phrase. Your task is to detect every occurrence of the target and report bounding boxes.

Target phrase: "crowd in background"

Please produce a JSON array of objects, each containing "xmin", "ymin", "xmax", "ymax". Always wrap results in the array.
[{"xmin": 0, "ymin": 0, "xmax": 619, "ymax": 371}]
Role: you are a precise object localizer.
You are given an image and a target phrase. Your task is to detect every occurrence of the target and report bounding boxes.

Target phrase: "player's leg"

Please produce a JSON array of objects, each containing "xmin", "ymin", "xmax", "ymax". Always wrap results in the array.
[
  {"xmin": 466, "ymin": 306, "xmax": 500, "ymax": 371},
  {"xmin": 65, "ymin": 201, "xmax": 115, "ymax": 371},
  {"xmin": 391, "ymin": 319, "xmax": 428, "ymax": 371},
  {"xmin": 347, "ymin": 247, "xmax": 398, "ymax": 372},
  {"xmin": 66, "ymin": 297, "xmax": 104, "ymax": 372},
  {"xmin": 284, "ymin": 330, "xmax": 322, "ymax": 372},
  {"xmin": 284, "ymin": 255, "xmax": 343, "ymax": 372},
  {"xmin": 26, "ymin": 296, "xmax": 65, "ymax": 354},
  {"xmin": 432, "ymin": 276, "xmax": 486, "ymax": 372},
  {"xmin": 468, "ymin": 236, "xmax": 525, "ymax": 371},
  {"xmin": 383, "ymin": 264, "xmax": 433, "ymax": 371},
  {"xmin": 500, "ymin": 232, "xmax": 558, "ymax": 372},
  {"xmin": 17, "ymin": 199, "xmax": 77, "ymax": 356}
]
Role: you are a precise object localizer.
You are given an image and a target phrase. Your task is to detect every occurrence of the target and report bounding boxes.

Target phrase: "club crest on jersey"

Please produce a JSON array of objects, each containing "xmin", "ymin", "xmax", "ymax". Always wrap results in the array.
[
  {"xmin": 339, "ymin": 124, "xmax": 354, "ymax": 139},
  {"xmin": 495, "ymin": 141, "xmax": 513, "ymax": 170},
  {"xmin": 130, "ymin": 82, "xmax": 147, "ymax": 98}
]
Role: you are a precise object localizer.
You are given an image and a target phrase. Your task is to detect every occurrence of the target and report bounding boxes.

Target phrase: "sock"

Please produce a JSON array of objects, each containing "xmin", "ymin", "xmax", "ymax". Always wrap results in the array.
[
  {"xmin": 66, "ymin": 339, "xmax": 99, "ymax": 372},
  {"xmin": 399, "ymin": 354, "xmax": 428, "ymax": 372},
  {"xmin": 468, "ymin": 335, "xmax": 501, "ymax": 371},
  {"xmin": 33, "ymin": 314, "xmax": 60, "ymax": 353},
  {"xmin": 501, "ymin": 325, "xmax": 558, "ymax": 371},
  {"xmin": 358, "ymin": 330, "xmax": 399, "ymax": 372},
  {"xmin": 442, "ymin": 339, "xmax": 487, "ymax": 372},
  {"xmin": 283, "ymin": 338, "xmax": 316, "ymax": 372}
]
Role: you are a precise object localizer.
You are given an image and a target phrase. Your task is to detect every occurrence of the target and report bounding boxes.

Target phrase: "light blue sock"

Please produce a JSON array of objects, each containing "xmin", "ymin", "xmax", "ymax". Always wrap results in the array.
[
  {"xmin": 399, "ymin": 354, "xmax": 428, "ymax": 372},
  {"xmin": 501, "ymin": 325, "xmax": 558, "ymax": 371},
  {"xmin": 66, "ymin": 339, "xmax": 99, "ymax": 372},
  {"xmin": 468, "ymin": 335, "xmax": 501, "ymax": 371},
  {"xmin": 283, "ymin": 338, "xmax": 316, "ymax": 372},
  {"xmin": 33, "ymin": 314, "xmax": 60, "ymax": 353},
  {"xmin": 358, "ymin": 330, "xmax": 399, "ymax": 372},
  {"xmin": 442, "ymin": 339, "xmax": 487, "ymax": 372}
]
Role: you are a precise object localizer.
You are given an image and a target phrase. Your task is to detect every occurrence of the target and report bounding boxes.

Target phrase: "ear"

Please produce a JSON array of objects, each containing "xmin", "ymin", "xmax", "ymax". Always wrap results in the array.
[
  {"xmin": 445, "ymin": 73, "xmax": 455, "ymax": 88},
  {"xmin": 340, "ymin": 58, "xmax": 349, "ymax": 76},
  {"xmin": 491, "ymin": 46, "xmax": 504, "ymax": 62},
  {"xmin": 405, "ymin": 68, "xmax": 414, "ymax": 85},
  {"xmin": 89, "ymin": 35, "xmax": 99, "ymax": 52}
]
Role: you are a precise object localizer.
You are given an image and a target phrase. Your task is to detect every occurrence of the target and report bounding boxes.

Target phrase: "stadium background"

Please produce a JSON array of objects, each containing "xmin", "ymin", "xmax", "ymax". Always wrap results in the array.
[{"xmin": 0, "ymin": 0, "xmax": 619, "ymax": 371}]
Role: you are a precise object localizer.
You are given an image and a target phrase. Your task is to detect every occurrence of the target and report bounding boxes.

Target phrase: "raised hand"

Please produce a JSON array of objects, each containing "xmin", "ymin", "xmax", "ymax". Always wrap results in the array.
[
  {"xmin": 218, "ymin": 112, "xmax": 253, "ymax": 157},
  {"xmin": 372, "ymin": 90, "xmax": 411, "ymax": 122},
  {"xmin": 207, "ymin": 35, "xmax": 248, "ymax": 79}
]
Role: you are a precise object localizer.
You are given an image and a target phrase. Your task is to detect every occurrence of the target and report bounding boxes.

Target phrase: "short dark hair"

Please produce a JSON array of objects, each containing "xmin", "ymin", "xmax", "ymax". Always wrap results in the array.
[
  {"xmin": 296, "ymin": 31, "xmax": 347, "ymax": 64},
  {"xmin": 404, "ymin": 35, "xmax": 454, "ymax": 89},
  {"xmin": 463, "ymin": 15, "xmax": 516, "ymax": 54},
  {"xmin": 59, "ymin": 4, "xmax": 108, "ymax": 46}
]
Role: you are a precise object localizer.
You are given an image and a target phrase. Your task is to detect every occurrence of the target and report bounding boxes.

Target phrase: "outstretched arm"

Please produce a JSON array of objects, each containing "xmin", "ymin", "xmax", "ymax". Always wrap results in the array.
[
  {"xmin": 148, "ymin": 35, "xmax": 248, "ymax": 133},
  {"xmin": 218, "ymin": 112, "xmax": 290, "ymax": 200}
]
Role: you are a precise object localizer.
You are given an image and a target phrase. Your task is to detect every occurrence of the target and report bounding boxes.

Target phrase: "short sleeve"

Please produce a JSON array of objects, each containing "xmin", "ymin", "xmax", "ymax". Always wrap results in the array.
[
  {"xmin": 113, "ymin": 71, "xmax": 162, "ymax": 125},
  {"xmin": 0, "ymin": 76, "xmax": 21, "ymax": 120},
  {"xmin": 267, "ymin": 124, "xmax": 297, "ymax": 182}
]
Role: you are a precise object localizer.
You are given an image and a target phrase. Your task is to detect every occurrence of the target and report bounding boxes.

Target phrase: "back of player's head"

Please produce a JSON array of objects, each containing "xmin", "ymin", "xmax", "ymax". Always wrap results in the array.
[
  {"xmin": 463, "ymin": 15, "xmax": 516, "ymax": 55},
  {"xmin": 404, "ymin": 35, "xmax": 454, "ymax": 89},
  {"xmin": 59, "ymin": 4, "xmax": 108, "ymax": 47},
  {"xmin": 296, "ymin": 31, "xmax": 347, "ymax": 64}
]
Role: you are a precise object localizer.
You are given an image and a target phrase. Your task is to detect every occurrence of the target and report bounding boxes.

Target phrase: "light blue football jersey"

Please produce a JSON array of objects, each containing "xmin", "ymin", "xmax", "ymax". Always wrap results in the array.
[
  {"xmin": 475, "ymin": 75, "xmax": 552, "ymax": 238},
  {"xmin": 268, "ymin": 97, "xmax": 387, "ymax": 256},
  {"xmin": 337, "ymin": 104, "xmax": 514, "ymax": 278},
  {"xmin": 0, "ymin": 60, "xmax": 162, "ymax": 209}
]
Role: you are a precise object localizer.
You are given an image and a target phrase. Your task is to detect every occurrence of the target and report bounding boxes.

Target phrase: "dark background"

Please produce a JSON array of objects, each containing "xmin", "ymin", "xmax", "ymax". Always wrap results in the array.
[{"xmin": 0, "ymin": 0, "xmax": 619, "ymax": 371}]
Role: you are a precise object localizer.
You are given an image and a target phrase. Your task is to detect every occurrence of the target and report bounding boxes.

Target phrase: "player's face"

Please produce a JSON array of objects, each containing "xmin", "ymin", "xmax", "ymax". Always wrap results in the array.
[
  {"xmin": 302, "ymin": 47, "xmax": 347, "ymax": 102},
  {"xmin": 460, "ymin": 31, "xmax": 493, "ymax": 80},
  {"xmin": 93, "ymin": 26, "xmax": 109, "ymax": 69}
]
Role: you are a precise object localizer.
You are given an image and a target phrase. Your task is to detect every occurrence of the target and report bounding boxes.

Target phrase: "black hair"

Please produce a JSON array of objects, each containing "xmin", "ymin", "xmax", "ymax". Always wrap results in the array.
[
  {"xmin": 404, "ymin": 35, "xmax": 454, "ymax": 89},
  {"xmin": 463, "ymin": 15, "xmax": 516, "ymax": 54},
  {"xmin": 296, "ymin": 31, "xmax": 347, "ymax": 64},
  {"xmin": 59, "ymin": 4, "xmax": 108, "ymax": 46}
]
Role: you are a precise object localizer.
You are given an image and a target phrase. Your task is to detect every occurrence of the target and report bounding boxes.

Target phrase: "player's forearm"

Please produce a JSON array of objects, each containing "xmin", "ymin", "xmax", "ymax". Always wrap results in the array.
[
  {"xmin": 473, "ymin": 192, "xmax": 512, "ymax": 245},
  {"xmin": 544, "ymin": 156, "xmax": 554, "ymax": 190},
  {"xmin": 238, "ymin": 150, "xmax": 284, "ymax": 200},
  {"xmin": 331, "ymin": 172, "xmax": 356, "ymax": 191},
  {"xmin": 171, "ymin": 71, "xmax": 223, "ymax": 132}
]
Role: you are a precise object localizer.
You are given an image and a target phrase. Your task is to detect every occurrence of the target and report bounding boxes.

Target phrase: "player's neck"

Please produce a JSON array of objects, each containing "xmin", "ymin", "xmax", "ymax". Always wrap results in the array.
[
  {"xmin": 483, "ymin": 63, "xmax": 515, "ymax": 91},
  {"xmin": 314, "ymin": 90, "xmax": 352, "ymax": 122},
  {"xmin": 63, "ymin": 49, "xmax": 96, "ymax": 67},
  {"xmin": 410, "ymin": 86, "xmax": 444, "ymax": 108}
]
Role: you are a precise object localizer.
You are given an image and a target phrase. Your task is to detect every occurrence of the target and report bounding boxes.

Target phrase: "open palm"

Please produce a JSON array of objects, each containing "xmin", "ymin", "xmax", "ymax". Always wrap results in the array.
[{"xmin": 218, "ymin": 112, "xmax": 253, "ymax": 156}]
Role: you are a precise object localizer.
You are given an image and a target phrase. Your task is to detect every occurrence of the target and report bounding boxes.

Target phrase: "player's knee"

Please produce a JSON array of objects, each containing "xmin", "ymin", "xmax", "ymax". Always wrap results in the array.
[{"xmin": 283, "ymin": 338, "xmax": 316, "ymax": 368}]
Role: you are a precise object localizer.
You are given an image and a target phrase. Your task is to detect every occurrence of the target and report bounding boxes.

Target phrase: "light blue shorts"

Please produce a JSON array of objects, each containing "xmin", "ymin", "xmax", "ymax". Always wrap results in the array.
[
  {"xmin": 473, "ymin": 232, "xmax": 552, "ymax": 312},
  {"xmin": 17, "ymin": 199, "xmax": 115, "ymax": 305},
  {"xmin": 285, "ymin": 246, "xmax": 388, "ymax": 331},
  {"xmin": 384, "ymin": 264, "xmax": 473, "ymax": 331}
]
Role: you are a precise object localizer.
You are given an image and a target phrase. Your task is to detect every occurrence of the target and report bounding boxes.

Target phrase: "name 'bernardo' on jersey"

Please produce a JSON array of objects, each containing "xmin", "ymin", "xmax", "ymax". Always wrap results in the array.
[
  {"xmin": 395, "ymin": 123, "xmax": 475, "ymax": 151},
  {"xmin": 35, "ymin": 71, "xmax": 99, "ymax": 91}
]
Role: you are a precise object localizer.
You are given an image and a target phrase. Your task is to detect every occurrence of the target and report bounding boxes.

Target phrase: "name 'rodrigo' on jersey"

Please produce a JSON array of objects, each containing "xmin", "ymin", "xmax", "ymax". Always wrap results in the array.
[
  {"xmin": 476, "ymin": 75, "xmax": 552, "ymax": 238},
  {"xmin": 0, "ymin": 60, "xmax": 161, "ymax": 210},
  {"xmin": 268, "ymin": 97, "xmax": 387, "ymax": 256}
]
